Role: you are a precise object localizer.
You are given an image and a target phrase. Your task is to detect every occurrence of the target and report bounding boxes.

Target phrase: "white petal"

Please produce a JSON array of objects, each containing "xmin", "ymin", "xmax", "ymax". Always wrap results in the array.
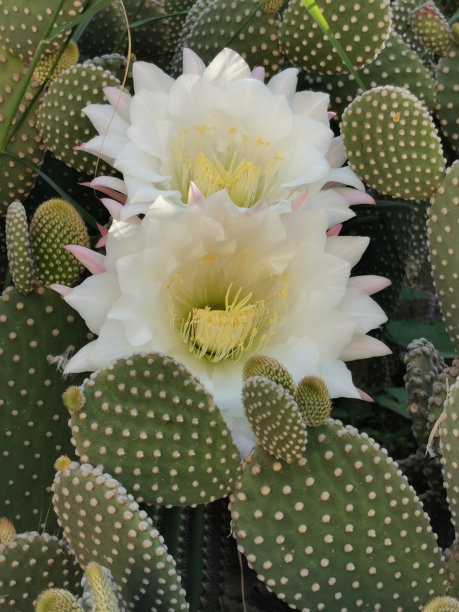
[
  {"xmin": 326, "ymin": 235, "xmax": 369, "ymax": 267},
  {"xmin": 338, "ymin": 287, "xmax": 388, "ymax": 334},
  {"xmin": 340, "ymin": 334, "xmax": 391, "ymax": 361},
  {"xmin": 348, "ymin": 275, "xmax": 391, "ymax": 296},
  {"xmin": 104, "ymin": 86, "xmax": 132, "ymax": 121},
  {"xmin": 83, "ymin": 103, "xmax": 128, "ymax": 136},
  {"xmin": 202, "ymin": 48, "xmax": 251, "ymax": 86},
  {"xmin": 290, "ymin": 90, "xmax": 330, "ymax": 124},
  {"xmin": 320, "ymin": 361, "xmax": 360, "ymax": 398},
  {"xmin": 267, "ymin": 67, "xmax": 299, "ymax": 98},
  {"xmin": 64, "ymin": 273, "xmax": 120, "ymax": 334},
  {"xmin": 64, "ymin": 340, "xmax": 98, "ymax": 373},
  {"xmin": 133, "ymin": 60, "xmax": 174, "ymax": 93},
  {"xmin": 182, "ymin": 48, "xmax": 206, "ymax": 75},
  {"xmin": 80, "ymin": 133, "xmax": 127, "ymax": 164}
]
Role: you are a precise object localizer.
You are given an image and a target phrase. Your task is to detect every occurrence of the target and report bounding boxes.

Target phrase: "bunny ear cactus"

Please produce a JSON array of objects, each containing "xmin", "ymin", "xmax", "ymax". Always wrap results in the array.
[
  {"xmin": 278, "ymin": 0, "xmax": 391, "ymax": 74},
  {"xmin": 172, "ymin": 0, "xmax": 284, "ymax": 78},
  {"xmin": 29, "ymin": 198, "xmax": 90, "ymax": 286},
  {"xmin": 36, "ymin": 63, "xmax": 120, "ymax": 174},
  {"xmin": 52, "ymin": 459, "xmax": 189, "ymax": 611},
  {"xmin": 5, "ymin": 201, "xmax": 37, "ymax": 294},
  {"xmin": 436, "ymin": 43, "xmax": 459, "ymax": 154},
  {"xmin": 427, "ymin": 161, "xmax": 459, "ymax": 353},
  {"xmin": 0, "ymin": 529, "xmax": 82, "ymax": 608},
  {"xmin": 0, "ymin": 0, "xmax": 84, "ymax": 62},
  {"xmin": 341, "ymin": 85, "xmax": 445, "ymax": 200},
  {"xmin": 0, "ymin": 48, "xmax": 45, "ymax": 214},
  {"xmin": 66, "ymin": 352, "xmax": 241, "ymax": 507},
  {"xmin": 0, "ymin": 286, "xmax": 91, "ymax": 533},
  {"xmin": 409, "ymin": 1, "xmax": 453, "ymax": 56}
]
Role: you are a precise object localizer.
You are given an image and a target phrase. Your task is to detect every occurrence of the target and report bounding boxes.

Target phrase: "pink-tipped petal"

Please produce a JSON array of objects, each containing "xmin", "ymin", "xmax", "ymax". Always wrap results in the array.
[
  {"xmin": 357, "ymin": 388, "xmax": 375, "ymax": 402},
  {"xmin": 49, "ymin": 283, "xmax": 72, "ymax": 296},
  {"xmin": 188, "ymin": 181, "xmax": 205, "ymax": 206},
  {"xmin": 327, "ymin": 223, "xmax": 342, "ymax": 237},
  {"xmin": 348, "ymin": 275, "xmax": 392, "ymax": 296},
  {"xmin": 334, "ymin": 187, "xmax": 376, "ymax": 206},
  {"xmin": 291, "ymin": 188, "xmax": 309, "ymax": 211},
  {"xmin": 95, "ymin": 223, "xmax": 108, "ymax": 248},
  {"xmin": 251, "ymin": 66, "xmax": 265, "ymax": 81},
  {"xmin": 100, "ymin": 197, "xmax": 124, "ymax": 220},
  {"xmin": 328, "ymin": 111, "xmax": 336, "ymax": 119},
  {"xmin": 64, "ymin": 245, "xmax": 106, "ymax": 274}
]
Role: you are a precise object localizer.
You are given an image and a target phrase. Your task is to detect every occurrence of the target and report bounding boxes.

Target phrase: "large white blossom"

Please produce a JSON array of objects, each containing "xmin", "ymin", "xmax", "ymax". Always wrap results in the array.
[
  {"xmin": 60, "ymin": 190, "xmax": 390, "ymax": 453},
  {"xmin": 80, "ymin": 48, "xmax": 369, "ymax": 220}
]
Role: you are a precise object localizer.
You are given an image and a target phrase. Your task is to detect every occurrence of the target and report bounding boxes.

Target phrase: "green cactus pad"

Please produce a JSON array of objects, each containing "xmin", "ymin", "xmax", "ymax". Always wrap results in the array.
[
  {"xmin": 439, "ymin": 376, "xmax": 459, "ymax": 539},
  {"xmin": 307, "ymin": 30, "xmax": 436, "ymax": 119},
  {"xmin": 69, "ymin": 352, "xmax": 241, "ymax": 507},
  {"xmin": 278, "ymin": 0, "xmax": 391, "ymax": 75},
  {"xmin": 242, "ymin": 377, "xmax": 307, "ymax": 463},
  {"xmin": 0, "ymin": 0, "xmax": 83, "ymax": 61},
  {"xmin": 445, "ymin": 539, "xmax": 459, "ymax": 599},
  {"xmin": 427, "ymin": 162, "xmax": 459, "ymax": 353},
  {"xmin": 230, "ymin": 420, "xmax": 448, "ymax": 610},
  {"xmin": 0, "ymin": 48, "xmax": 45, "ymax": 214},
  {"xmin": 126, "ymin": 0, "xmax": 195, "ymax": 71},
  {"xmin": 0, "ymin": 531, "xmax": 82, "ymax": 608},
  {"xmin": 391, "ymin": 0, "xmax": 432, "ymax": 59},
  {"xmin": 410, "ymin": 1, "xmax": 453, "ymax": 56},
  {"xmin": 173, "ymin": 0, "xmax": 283, "ymax": 78},
  {"xmin": 341, "ymin": 85, "xmax": 445, "ymax": 200},
  {"xmin": 5, "ymin": 201, "xmax": 37, "ymax": 294},
  {"xmin": 29, "ymin": 198, "xmax": 90, "ymax": 286},
  {"xmin": 435, "ymin": 44, "xmax": 459, "ymax": 154},
  {"xmin": 52, "ymin": 460, "xmax": 189, "ymax": 611},
  {"xmin": 242, "ymin": 355, "xmax": 295, "ymax": 397},
  {"xmin": 0, "ymin": 286, "xmax": 91, "ymax": 533},
  {"xmin": 36, "ymin": 63, "xmax": 120, "ymax": 174},
  {"xmin": 77, "ymin": 1, "xmax": 126, "ymax": 58}
]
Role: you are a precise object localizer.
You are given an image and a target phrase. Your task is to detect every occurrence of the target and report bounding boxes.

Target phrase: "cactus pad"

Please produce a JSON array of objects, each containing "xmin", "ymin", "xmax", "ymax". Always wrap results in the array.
[
  {"xmin": 36, "ymin": 63, "xmax": 120, "ymax": 174},
  {"xmin": 435, "ymin": 44, "xmax": 459, "ymax": 154},
  {"xmin": 0, "ymin": 286, "xmax": 91, "ymax": 533},
  {"xmin": 68, "ymin": 352, "xmax": 241, "ymax": 507},
  {"xmin": 242, "ymin": 376, "xmax": 307, "ymax": 463},
  {"xmin": 29, "ymin": 198, "xmax": 89, "ymax": 286},
  {"xmin": 439, "ymin": 376, "xmax": 459, "ymax": 539},
  {"xmin": 278, "ymin": 0, "xmax": 391, "ymax": 75},
  {"xmin": 0, "ymin": 0, "xmax": 83, "ymax": 61},
  {"xmin": 5, "ymin": 201, "xmax": 37, "ymax": 294},
  {"xmin": 0, "ymin": 531, "xmax": 82, "ymax": 608},
  {"xmin": 410, "ymin": 1, "xmax": 453, "ymax": 56},
  {"xmin": 52, "ymin": 460, "xmax": 189, "ymax": 611},
  {"xmin": 341, "ymin": 85, "xmax": 445, "ymax": 200},
  {"xmin": 427, "ymin": 161, "xmax": 459, "ymax": 353},
  {"xmin": 0, "ymin": 48, "xmax": 45, "ymax": 213},
  {"xmin": 173, "ymin": 0, "xmax": 283, "ymax": 78},
  {"xmin": 230, "ymin": 420, "xmax": 448, "ymax": 610}
]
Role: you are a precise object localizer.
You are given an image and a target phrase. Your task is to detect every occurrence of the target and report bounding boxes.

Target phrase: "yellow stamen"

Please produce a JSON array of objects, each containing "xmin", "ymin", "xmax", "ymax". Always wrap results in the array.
[{"xmin": 181, "ymin": 284, "xmax": 266, "ymax": 362}]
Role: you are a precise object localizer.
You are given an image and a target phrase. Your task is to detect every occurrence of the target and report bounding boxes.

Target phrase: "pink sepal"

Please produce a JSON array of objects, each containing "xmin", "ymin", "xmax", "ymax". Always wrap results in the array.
[
  {"xmin": 291, "ymin": 188, "xmax": 309, "ymax": 211},
  {"xmin": 95, "ymin": 223, "xmax": 108, "ymax": 248},
  {"xmin": 327, "ymin": 224, "xmax": 342, "ymax": 237},
  {"xmin": 49, "ymin": 283, "xmax": 72, "ymax": 296},
  {"xmin": 357, "ymin": 388, "xmax": 375, "ymax": 402},
  {"xmin": 188, "ymin": 181, "xmax": 205, "ymax": 206},
  {"xmin": 64, "ymin": 245, "xmax": 106, "ymax": 274},
  {"xmin": 251, "ymin": 66, "xmax": 265, "ymax": 81}
]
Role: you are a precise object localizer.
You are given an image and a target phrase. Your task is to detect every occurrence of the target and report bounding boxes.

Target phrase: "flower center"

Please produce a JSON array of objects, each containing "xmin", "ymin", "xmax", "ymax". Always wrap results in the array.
[
  {"xmin": 181, "ymin": 285, "xmax": 267, "ymax": 362},
  {"xmin": 170, "ymin": 125, "xmax": 283, "ymax": 207},
  {"xmin": 190, "ymin": 153, "xmax": 263, "ymax": 208}
]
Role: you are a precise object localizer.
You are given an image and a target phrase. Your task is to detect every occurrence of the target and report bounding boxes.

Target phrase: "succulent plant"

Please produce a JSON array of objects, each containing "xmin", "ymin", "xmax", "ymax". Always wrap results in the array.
[{"xmin": 0, "ymin": 1, "xmax": 457, "ymax": 610}]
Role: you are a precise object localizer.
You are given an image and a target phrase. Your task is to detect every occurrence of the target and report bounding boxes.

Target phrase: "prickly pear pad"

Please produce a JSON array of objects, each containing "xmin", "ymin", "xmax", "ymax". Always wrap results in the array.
[
  {"xmin": 69, "ymin": 352, "xmax": 241, "ymax": 507},
  {"xmin": 230, "ymin": 420, "xmax": 448, "ymax": 611}
]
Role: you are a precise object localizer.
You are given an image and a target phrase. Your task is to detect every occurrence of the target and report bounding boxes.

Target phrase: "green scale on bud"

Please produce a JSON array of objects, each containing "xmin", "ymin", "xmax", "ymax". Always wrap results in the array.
[
  {"xmin": 295, "ymin": 375, "xmax": 332, "ymax": 427},
  {"xmin": 424, "ymin": 596, "xmax": 459, "ymax": 611},
  {"xmin": 35, "ymin": 589, "xmax": 83, "ymax": 612},
  {"xmin": 29, "ymin": 197, "xmax": 89, "ymax": 286}
]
